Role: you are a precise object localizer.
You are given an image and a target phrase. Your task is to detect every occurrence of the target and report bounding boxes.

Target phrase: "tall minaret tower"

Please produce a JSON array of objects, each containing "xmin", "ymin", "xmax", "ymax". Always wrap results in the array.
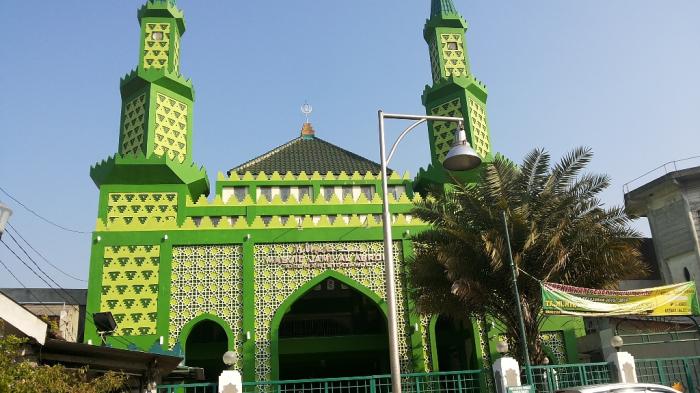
[
  {"xmin": 91, "ymin": 0, "xmax": 208, "ymax": 198},
  {"xmin": 416, "ymin": 0, "xmax": 493, "ymax": 188}
]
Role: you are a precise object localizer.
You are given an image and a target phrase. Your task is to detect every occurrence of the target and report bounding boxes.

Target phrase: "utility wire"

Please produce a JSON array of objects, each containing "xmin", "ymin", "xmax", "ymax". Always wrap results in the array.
[
  {"xmin": 3, "ymin": 231, "xmax": 84, "ymax": 306},
  {"xmin": 0, "ymin": 257, "xmax": 57, "ymax": 317},
  {"xmin": 7, "ymin": 223, "xmax": 87, "ymax": 282},
  {"xmin": 0, "ymin": 187, "xmax": 90, "ymax": 234},
  {"xmin": 1, "ymin": 238, "xmax": 137, "ymax": 348},
  {"xmin": 517, "ymin": 267, "xmax": 543, "ymax": 283}
]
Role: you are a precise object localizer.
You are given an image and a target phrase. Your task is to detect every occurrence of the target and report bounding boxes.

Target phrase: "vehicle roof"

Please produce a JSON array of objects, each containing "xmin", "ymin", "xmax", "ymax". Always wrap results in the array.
[{"xmin": 556, "ymin": 383, "xmax": 680, "ymax": 393}]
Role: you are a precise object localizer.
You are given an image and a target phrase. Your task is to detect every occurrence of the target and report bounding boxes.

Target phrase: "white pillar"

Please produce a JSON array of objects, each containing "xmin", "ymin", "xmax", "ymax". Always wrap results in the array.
[
  {"xmin": 607, "ymin": 351, "xmax": 638, "ymax": 383},
  {"xmin": 493, "ymin": 357, "xmax": 522, "ymax": 393},
  {"xmin": 219, "ymin": 370, "xmax": 242, "ymax": 393}
]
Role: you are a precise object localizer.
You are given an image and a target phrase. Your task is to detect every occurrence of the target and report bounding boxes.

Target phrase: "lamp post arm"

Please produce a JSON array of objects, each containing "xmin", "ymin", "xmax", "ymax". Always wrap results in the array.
[{"xmin": 386, "ymin": 118, "xmax": 427, "ymax": 165}]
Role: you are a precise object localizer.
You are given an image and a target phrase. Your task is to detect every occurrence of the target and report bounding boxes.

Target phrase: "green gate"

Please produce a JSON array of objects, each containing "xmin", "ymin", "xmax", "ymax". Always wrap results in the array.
[
  {"xmin": 525, "ymin": 362, "xmax": 615, "ymax": 393},
  {"xmin": 636, "ymin": 356, "xmax": 700, "ymax": 392}
]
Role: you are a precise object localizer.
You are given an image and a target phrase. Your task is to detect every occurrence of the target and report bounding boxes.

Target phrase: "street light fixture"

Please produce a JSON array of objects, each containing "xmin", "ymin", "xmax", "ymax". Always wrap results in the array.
[
  {"xmin": 378, "ymin": 110, "xmax": 481, "ymax": 393},
  {"xmin": 222, "ymin": 351, "xmax": 238, "ymax": 370},
  {"xmin": 496, "ymin": 340, "xmax": 509, "ymax": 356},
  {"xmin": 610, "ymin": 335, "xmax": 624, "ymax": 352},
  {"xmin": 0, "ymin": 203, "xmax": 12, "ymax": 240}
]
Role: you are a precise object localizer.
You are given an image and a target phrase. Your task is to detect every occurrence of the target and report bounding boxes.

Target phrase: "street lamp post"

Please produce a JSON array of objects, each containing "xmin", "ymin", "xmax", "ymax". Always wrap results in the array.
[
  {"xmin": 378, "ymin": 110, "xmax": 481, "ymax": 393},
  {"xmin": 0, "ymin": 203, "xmax": 12, "ymax": 240},
  {"xmin": 501, "ymin": 211, "xmax": 534, "ymax": 386}
]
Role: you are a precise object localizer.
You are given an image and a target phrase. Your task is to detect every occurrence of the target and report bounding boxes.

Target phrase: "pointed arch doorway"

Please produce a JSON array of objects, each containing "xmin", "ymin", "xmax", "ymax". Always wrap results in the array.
[{"xmin": 272, "ymin": 274, "xmax": 390, "ymax": 380}]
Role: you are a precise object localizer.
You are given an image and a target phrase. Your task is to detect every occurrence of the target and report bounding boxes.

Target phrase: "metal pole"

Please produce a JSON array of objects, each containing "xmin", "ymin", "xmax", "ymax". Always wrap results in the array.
[
  {"xmin": 378, "ymin": 110, "xmax": 403, "ymax": 393},
  {"xmin": 502, "ymin": 211, "xmax": 534, "ymax": 386}
]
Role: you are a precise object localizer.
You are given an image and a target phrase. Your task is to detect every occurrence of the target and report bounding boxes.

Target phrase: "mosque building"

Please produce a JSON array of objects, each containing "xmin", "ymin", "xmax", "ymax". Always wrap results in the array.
[{"xmin": 85, "ymin": 0, "xmax": 583, "ymax": 383}]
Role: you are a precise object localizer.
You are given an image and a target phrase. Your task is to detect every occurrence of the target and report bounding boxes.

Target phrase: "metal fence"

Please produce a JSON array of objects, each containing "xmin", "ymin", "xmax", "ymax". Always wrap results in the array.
[
  {"xmin": 636, "ymin": 356, "xmax": 700, "ymax": 392},
  {"xmin": 158, "ymin": 369, "xmax": 485, "ymax": 393},
  {"xmin": 524, "ymin": 362, "xmax": 615, "ymax": 393},
  {"xmin": 157, "ymin": 358, "xmax": 700, "ymax": 393}
]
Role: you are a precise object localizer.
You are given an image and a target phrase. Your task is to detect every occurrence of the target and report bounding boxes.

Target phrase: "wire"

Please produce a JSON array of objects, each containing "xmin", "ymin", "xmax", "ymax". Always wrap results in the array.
[
  {"xmin": 1, "ymin": 238, "xmax": 137, "ymax": 348},
  {"xmin": 517, "ymin": 267, "xmax": 543, "ymax": 283},
  {"xmin": 7, "ymin": 223, "xmax": 87, "ymax": 282},
  {"xmin": 0, "ymin": 257, "xmax": 55, "ymax": 316},
  {"xmin": 0, "ymin": 187, "xmax": 90, "ymax": 234},
  {"xmin": 3, "ymin": 232, "xmax": 84, "ymax": 306}
]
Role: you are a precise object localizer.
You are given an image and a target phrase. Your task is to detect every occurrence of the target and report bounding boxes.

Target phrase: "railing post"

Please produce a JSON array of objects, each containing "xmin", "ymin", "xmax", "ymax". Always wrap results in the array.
[
  {"xmin": 324, "ymin": 381, "xmax": 329, "ymax": 393},
  {"xmin": 580, "ymin": 365, "xmax": 588, "ymax": 386},
  {"xmin": 415, "ymin": 375, "xmax": 422, "ymax": 393},
  {"xmin": 370, "ymin": 376, "xmax": 376, "ymax": 393},
  {"xmin": 683, "ymin": 359, "xmax": 694, "ymax": 393},
  {"xmin": 457, "ymin": 373, "xmax": 464, "ymax": 393},
  {"xmin": 657, "ymin": 360, "xmax": 667, "ymax": 386}
]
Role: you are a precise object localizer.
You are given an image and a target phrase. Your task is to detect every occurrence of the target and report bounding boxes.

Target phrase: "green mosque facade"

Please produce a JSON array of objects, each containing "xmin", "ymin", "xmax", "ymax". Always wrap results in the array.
[{"xmin": 85, "ymin": 0, "xmax": 585, "ymax": 383}]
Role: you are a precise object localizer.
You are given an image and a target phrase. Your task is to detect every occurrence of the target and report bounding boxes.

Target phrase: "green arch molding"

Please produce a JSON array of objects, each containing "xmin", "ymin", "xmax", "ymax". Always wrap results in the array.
[
  {"xmin": 178, "ymin": 313, "xmax": 236, "ymax": 364},
  {"xmin": 268, "ymin": 269, "xmax": 389, "ymax": 380}
]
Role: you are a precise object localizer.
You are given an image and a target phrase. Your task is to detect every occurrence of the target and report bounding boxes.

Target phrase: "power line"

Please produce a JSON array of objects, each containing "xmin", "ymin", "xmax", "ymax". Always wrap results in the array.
[
  {"xmin": 1, "ymin": 238, "xmax": 137, "ymax": 348},
  {"xmin": 7, "ymin": 223, "xmax": 87, "ymax": 282},
  {"xmin": 3, "ymin": 231, "xmax": 84, "ymax": 306},
  {"xmin": 0, "ymin": 187, "xmax": 90, "ymax": 234},
  {"xmin": 0, "ymin": 257, "xmax": 57, "ymax": 317}
]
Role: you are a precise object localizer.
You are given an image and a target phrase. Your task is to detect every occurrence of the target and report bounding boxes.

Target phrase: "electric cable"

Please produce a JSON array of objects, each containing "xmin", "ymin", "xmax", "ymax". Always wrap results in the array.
[
  {"xmin": 1, "ymin": 239, "xmax": 136, "ymax": 348},
  {"xmin": 0, "ymin": 187, "xmax": 90, "ymax": 234},
  {"xmin": 7, "ymin": 222, "xmax": 87, "ymax": 282},
  {"xmin": 3, "ymin": 231, "xmax": 84, "ymax": 306},
  {"xmin": 0, "ymin": 256, "xmax": 55, "ymax": 316}
]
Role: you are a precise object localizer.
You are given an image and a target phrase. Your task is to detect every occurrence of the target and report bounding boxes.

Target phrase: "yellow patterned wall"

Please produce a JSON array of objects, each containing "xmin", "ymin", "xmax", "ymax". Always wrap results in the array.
[
  {"xmin": 100, "ymin": 245, "xmax": 160, "ymax": 336},
  {"xmin": 120, "ymin": 94, "xmax": 147, "ymax": 156},
  {"xmin": 143, "ymin": 23, "xmax": 171, "ymax": 70},
  {"xmin": 106, "ymin": 192, "xmax": 178, "ymax": 226},
  {"xmin": 430, "ymin": 98, "xmax": 463, "ymax": 162},
  {"xmin": 153, "ymin": 93, "xmax": 188, "ymax": 163},
  {"xmin": 440, "ymin": 34, "xmax": 467, "ymax": 78},
  {"xmin": 467, "ymin": 97, "xmax": 490, "ymax": 158},
  {"xmin": 172, "ymin": 33, "xmax": 180, "ymax": 73}
]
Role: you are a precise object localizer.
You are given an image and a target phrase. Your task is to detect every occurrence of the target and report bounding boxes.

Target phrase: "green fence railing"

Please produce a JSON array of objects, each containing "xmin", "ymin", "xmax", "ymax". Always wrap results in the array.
[
  {"xmin": 523, "ymin": 362, "xmax": 615, "ymax": 393},
  {"xmin": 158, "ymin": 369, "xmax": 486, "ymax": 393},
  {"xmin": 636, "ymin": 356, "xmax": 700, "ymax": 392},
  {"xmin": 157, "ymin": 382, "xmax": 218, "ymax": 393}
]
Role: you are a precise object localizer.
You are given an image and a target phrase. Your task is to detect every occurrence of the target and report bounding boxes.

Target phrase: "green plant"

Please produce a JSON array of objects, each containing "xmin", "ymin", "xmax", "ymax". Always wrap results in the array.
[
  {"xmin": 409, "ymin": 147, "xmax": 647, "ymax": 363},
  {"xmin": 0, "ymin": 331, "xmax": 128, "ymax": 393}
]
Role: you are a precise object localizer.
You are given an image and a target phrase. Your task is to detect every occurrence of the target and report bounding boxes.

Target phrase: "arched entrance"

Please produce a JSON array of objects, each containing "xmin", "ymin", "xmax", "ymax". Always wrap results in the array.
[
  {"xmin": 184, "ymin": 319, "xmax": 229, "ymax": 381},
  {"xmin": 275, "ymin": 276, "xmax": 389, "ymax": 379},
  {"xmin": 433, "ymin": 315, "xmax": 475, "ymax": 371}
]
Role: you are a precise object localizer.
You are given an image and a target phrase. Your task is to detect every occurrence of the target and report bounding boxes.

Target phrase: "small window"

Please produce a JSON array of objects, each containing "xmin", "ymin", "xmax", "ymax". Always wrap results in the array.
[
  {"xmin": 446, "ymin": 42, "xmax": 459, "ymax": 50},
  {"xmin": 342, "ymin": 186, "xmax": 353, "ymax": 201},
  {"xmin": 388, "ymin": 185, "xmax": 406, "ymax": 200},
  {"xmin": 360, "ymin": 185, "xmax": 373, "ymax": 200},
  {"xmin": 261, "ymin": 216, "xmax": 272, "ymax": 226},
  {"xmin": 233, "ymin": 187, "xmax": 247, "ymax": 202},
  {"xmin": 279, "ymin": 187, "xmax": 291, "ymax": 201},
  {"xmin": 684, "ymin": 267, "xmax": 692, "ymax": 282},
  {"xmin": 298, "ymin": 186, "xmax": 312, "ymax": 201},
  {"xmin": 151, "ymin": 31, "xmax": 164, "ymax": 41},
  {"xmin": 258, "ymin": 187, "xmax": 272, "ymax": 201},
  {"xmin": 323, "ymin": 186, "xmax": 335, "ymax": 201}
]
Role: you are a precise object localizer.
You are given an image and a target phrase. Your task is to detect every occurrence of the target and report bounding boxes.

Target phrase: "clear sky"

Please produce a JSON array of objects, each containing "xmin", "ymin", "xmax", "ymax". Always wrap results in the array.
[{"xmin": 1, "ymin": 1, "xmax": 698, "ymax": 288}]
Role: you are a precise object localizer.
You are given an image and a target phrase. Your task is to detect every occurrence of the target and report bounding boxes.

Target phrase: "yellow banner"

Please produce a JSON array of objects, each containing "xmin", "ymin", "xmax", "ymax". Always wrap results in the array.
[{"xmin": 541, "ymin": 282, "xmax": 700, "ymax": 317}]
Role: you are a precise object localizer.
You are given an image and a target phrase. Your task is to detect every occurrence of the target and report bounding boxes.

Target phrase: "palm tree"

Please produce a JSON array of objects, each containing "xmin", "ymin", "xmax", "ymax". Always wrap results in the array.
[{"xmin": 409, "ymin": 147, "xmax": 647, "ymax": 363}]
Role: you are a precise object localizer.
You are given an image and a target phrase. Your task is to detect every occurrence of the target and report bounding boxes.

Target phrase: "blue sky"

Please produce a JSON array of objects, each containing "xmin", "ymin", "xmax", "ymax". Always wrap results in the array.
[{"xmin": 1, "ymin": 1, "xmax": 698, "ymax": 288}]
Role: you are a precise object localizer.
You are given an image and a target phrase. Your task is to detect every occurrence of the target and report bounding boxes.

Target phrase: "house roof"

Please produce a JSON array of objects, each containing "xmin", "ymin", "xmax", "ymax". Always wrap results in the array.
[
  {"xmin": 1, "ymin": 288, "xmax": 87, "ymax": 306},
  {"xmin": 228, "ymin": 134, "xmax": 390, "ymax": 176}
]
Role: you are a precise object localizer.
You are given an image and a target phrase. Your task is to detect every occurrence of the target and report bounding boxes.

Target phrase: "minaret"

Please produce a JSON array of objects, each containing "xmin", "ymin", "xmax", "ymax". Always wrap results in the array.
[
  {"xmin": 91, "ymin": 0, "xmax": 208, "ymax": 199},
  {"xmin": 416, "ymin": 0, "xmax": 493, "ymax": 188}
]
